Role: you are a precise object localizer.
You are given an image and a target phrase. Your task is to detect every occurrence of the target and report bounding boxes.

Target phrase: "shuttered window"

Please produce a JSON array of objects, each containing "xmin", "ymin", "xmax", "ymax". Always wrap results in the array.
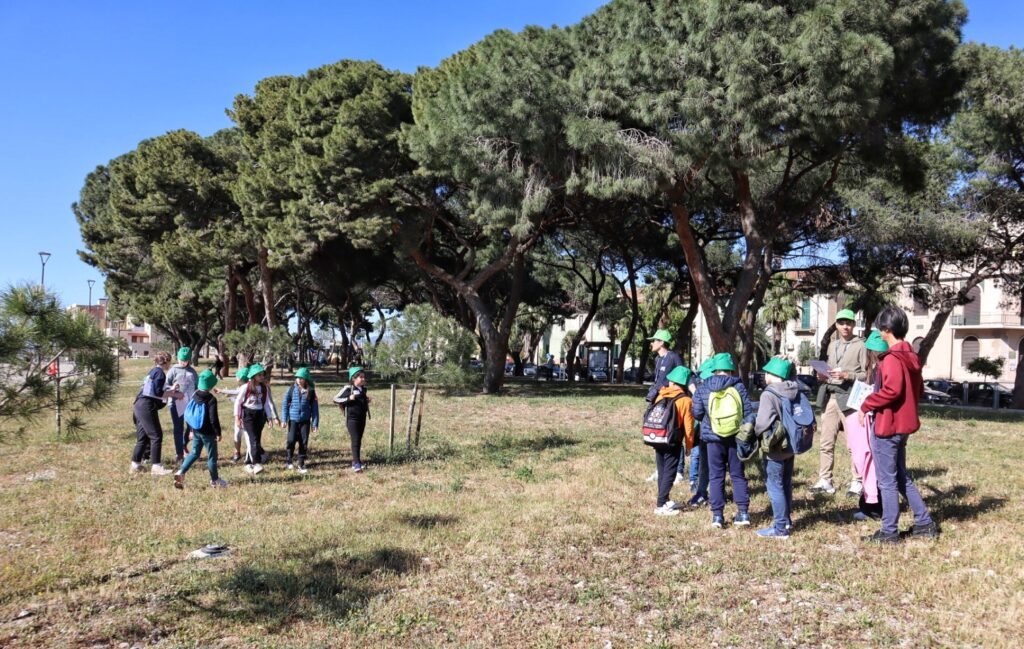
[{"xmin": 961, "ymin": 337, "xmax": 980, "ymax": 367}]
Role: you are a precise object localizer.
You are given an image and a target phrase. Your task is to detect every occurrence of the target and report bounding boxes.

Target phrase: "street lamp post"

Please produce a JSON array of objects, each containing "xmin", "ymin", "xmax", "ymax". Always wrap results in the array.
[
  {"xmin": 87, "ymin": 279, "xmax": 95, "ymax": 309},
  {"xmin": 38, "ymin": 252, "xmax": 51, "ymax": 288}
]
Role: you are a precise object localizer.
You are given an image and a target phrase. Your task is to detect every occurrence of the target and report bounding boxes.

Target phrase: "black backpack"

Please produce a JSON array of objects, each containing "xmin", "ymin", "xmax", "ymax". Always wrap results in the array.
[{"xmin": 641, "ymin": 394, "xmax": 684, "ymax": 446}]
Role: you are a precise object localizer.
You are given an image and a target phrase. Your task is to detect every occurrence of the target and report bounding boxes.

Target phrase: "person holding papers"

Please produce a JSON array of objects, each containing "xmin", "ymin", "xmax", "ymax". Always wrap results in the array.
[{"xmin": 811, "ymin": 309, "xmax": 867, "ymax": 496}]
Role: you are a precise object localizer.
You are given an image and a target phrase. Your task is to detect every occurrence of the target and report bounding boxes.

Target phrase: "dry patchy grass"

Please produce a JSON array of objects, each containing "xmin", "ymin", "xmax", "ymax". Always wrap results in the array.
[{"xmin": 0, "ymin": 361, "xmax": 1022, "ymax": 648}]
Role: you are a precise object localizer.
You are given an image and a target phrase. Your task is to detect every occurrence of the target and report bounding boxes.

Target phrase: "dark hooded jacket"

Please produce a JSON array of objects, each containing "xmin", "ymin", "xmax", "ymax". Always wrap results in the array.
[
  {"xmin": 860, "ymin": 341, "xmax": 923, "ymax": 437},
  {"xmin": 755, "ymin": 380, "xmax": 800, "ymax": 460},
  {"xmin": 691, "ymin": 374, "xmax": 754, "ymax": 444}
]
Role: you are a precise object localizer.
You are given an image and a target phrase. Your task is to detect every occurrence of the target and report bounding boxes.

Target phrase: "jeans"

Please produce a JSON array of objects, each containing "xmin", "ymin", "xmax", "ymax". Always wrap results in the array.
[
  {"xmin": 654, "ymin": 446, "xmax": 681, "ymax": 507},
  {"xmin": 170, "ymin": 402, "xmax": 186, "ymax": 459},
  {"xmin": 693, "ymin": 439, "xmax": 709, "ymax": 497},
  {"xmin": 180, "ymin": 432, "xmax": 219, "ymax": 481},
  {"xmin": 131, "ymin": 397, "xmax": 163, "ymax": 465},
  {"xmin": 286, "ymin": 420, "xmax": 311, "ymax": 466},
  {"xmin": 688, "ymin": 446, "xmax": 700, "ymax": 483},
  {"xmin": 347, "ymin": 415, "xmax": 366, "ymax": 466},
  {"xmin": 870, "ymin": 432, "xmax": 933, "ymax": 536},
  {"xmin": 707, "ymin": 438, "xmax": 749, "ymax": 515},
  {"xmin": 765, "ymin": 456, "xmax": 794, "ymax": 532}
]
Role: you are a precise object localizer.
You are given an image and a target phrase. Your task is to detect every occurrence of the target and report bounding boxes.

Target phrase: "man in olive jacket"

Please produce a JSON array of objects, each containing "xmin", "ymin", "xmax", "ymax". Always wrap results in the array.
[{"xmin": 812, "ymin": 309, "xmax": 867, "ymax": 496}]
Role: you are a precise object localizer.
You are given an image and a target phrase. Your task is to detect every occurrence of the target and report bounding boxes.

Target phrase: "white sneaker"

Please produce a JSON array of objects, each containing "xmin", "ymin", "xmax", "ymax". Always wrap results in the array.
[
  {"xmin": 129, "ymin": 462, "xmax": 145, "ymax": 474},
  {"xmin": 151, "ymin": 464, "xmax": 173, "ymax": 476},
  {"xmin": 286, "ymin": 463, "xmax": 294, "ymax": 470},
  {"xmin": 847, "ymin": 481, "xmax": 864, "ymax": 497},
  {"xmin": 654, "ymin": 503, "xmax": 680, "ymax": 517},
  {"xmin": 298, "ymin": 466, "xmax": 308, "ymax": 475},
  {"xmin": 211, "ymin": 478, "xmax": 228, "ymax": 488},
  {"xmin": 244, "ymin": 465, "xmax": 255, "ymax": 475},
  {"xmin": 646, "ymin": 470, "xmax": 659, "ymax": 482},
  {"xmin": 252, "ymin": 464, "xmax": 264, "ymax": 475},
  {"xmin": 673, "ymin": 473, "xmax": 684, "ymax": 485},
  {"xmin": 810, "ymin": 479, "xmax": 836, "ymax": 494}
]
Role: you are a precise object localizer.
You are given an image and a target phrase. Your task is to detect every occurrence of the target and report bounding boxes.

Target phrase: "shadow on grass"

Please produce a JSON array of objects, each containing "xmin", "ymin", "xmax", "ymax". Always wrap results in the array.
[
  {"xmin": 366, "ymin": 442, "xmax": 456, "ymax": 466},
  {"xmin": 481, "ymin": 433, "xmax": 580, "ymax": 453},
  {"xmin": 396, "ymin": 513, "xmax": 460, "ymax": 529},
  {"xmin": 921, "ymin": 483, "xmax": 1008, "ymax": 523},
  {"xmin": 500, "ymin": 379, "xmax": 649, "ymax": 399},
  {"xmin": 182, "ymin": 546, "xmax": 420, "ymax": 631}
]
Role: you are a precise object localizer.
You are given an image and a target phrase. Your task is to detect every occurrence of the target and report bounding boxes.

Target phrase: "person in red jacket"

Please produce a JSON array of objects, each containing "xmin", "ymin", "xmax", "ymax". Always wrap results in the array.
[{"xmin": 857, "ymin": 305, "xmax": 938, "ymax": 543}]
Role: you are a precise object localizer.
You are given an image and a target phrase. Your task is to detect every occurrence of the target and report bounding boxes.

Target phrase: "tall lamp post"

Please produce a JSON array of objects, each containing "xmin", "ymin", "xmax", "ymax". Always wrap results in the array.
[
  {"xmin": 38, "ymin": 251, "xmax": 51, "ymax": 288},
  {"xmin": 87, "ymin": 279, "xmax": 95, "ymax": 309}
]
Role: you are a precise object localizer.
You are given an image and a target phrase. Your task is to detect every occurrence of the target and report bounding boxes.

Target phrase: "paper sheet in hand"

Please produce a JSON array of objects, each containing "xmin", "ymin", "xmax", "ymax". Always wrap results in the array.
[
  {"xmin": 808, "ymin": 360, "xmax": 832, "ymax": 376},
  {"xmin": 846, "ymin": 380, "xmax": 873, "ymax": 411}
]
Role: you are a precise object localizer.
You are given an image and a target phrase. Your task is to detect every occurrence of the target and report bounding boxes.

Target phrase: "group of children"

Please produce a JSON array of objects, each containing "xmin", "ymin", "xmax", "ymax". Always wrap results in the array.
[
  {"xmin": 642, "ymin": 305, "xmax": 939, "ymax": 544},
  {"xmin": 129, "ymin": 347, "xmax": 371, "ymax": 489}
]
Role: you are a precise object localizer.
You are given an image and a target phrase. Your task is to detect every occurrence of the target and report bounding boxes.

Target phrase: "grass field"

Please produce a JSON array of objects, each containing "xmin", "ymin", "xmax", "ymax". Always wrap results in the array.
[{"xmin": 1, "ymin": 360, "xmax": 1022, "ymax": 648}]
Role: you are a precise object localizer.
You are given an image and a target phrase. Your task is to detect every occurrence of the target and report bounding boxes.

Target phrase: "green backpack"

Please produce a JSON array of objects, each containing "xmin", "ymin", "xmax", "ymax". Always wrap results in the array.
[{"xmin": 708, "ymin": 387, "xmax": 743, "ymax": 437}]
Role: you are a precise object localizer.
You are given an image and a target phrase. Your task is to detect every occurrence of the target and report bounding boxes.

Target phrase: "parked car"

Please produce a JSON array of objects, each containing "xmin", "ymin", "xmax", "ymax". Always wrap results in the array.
[
  {"xmin": 589, "ymin": 368, "xmax": 610, "ymax": 382},
  {"xmin": 536, "ymin": 364, "xmax": 566, "ymax": 380},
  {"xmin": 623, "ymin": 367, "xmax": 654, "ymax": 383},
  {"xmin": 922, "ymin": 386, "xmax": 960, "ymax": 406},
  {"xmin": 924, "ymin": 379, "xmax": 960, "ymax": 396},
  {"xmin": 962, "ymin": 381, "xmax": 1014, "ymax": 408},
  {"xmin": 523, "ymin": 363, "xmax": 537, "ymax": 377}
]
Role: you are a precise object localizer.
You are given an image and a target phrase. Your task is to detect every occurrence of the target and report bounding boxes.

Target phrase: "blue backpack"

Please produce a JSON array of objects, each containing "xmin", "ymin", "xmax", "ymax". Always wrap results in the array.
[
  {"xmin": 184, "ymin": 398, "xmax": 206, "ymax": 431},
  {"xmin": 781, "ymin": 391, "xmax": 816, "ymax": 454}
]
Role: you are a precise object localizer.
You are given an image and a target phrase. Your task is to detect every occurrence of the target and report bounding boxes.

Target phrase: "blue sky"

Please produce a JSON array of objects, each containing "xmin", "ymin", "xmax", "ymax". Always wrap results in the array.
[{"xmin": 0, "ymin": 0, "xmax": 1020, "ymax": 306}]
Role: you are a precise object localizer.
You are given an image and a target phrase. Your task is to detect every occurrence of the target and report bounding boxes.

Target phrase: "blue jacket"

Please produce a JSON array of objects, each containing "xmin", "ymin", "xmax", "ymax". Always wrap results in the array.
[
  {"xmin": 281, "ymin": 383, "xmax": 319, "ymax": 428},
  {"xmin": 691, "ymin": 374, "xmax": 754, "ymax": 443},
  {"xmin": 646, "ymin": 350, "xmax": 683, "ymax": 402}
]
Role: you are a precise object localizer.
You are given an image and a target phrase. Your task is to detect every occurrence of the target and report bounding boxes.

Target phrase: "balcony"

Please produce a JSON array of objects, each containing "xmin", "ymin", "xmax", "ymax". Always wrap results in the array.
[{"xmin": 951, "ymin": 312, "xmax": 1024, "ymax": 328}]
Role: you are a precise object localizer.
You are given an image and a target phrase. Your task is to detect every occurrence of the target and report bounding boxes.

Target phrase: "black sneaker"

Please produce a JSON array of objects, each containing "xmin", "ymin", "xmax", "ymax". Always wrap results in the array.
[
  {"xmin": 912, "ymin": 521, "xmax": 940, "ymax": 539},
  {"xmin": 862, "ymin": 530, "xmax": 900, "ymax": 544}
]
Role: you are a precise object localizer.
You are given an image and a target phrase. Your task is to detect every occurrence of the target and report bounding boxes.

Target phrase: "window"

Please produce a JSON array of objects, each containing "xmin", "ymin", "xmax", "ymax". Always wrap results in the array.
[
  {"xmin": 961, "ymin": 336, "xmax": 980, "ymax": 367},
  {"xmin": 800, "ymin": 298, "xmax": 811, "ymax": 329},
  {"xmin": 963, "ymin": 286, "xmax": 981, "ymax": 326}
]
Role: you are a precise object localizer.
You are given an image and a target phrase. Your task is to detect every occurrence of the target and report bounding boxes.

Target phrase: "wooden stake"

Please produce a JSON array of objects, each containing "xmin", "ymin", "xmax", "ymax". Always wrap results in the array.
[
  {"xmin": 388, "ymin": 384, "xmax": 396, "ymax": 456},
  {"xmin": 405, "ymin": 383, "xmax": 418, "ymax": 451},
  {"xmin": 414, "ymin": 387, "xmax": 425, "ymax": 448}
]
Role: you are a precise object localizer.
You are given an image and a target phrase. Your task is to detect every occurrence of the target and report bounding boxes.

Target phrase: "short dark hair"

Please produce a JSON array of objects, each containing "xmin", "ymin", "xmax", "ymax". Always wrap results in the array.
[{"xmin": 875, "ymin": 305, "xmax": 909, "ymax": 339}]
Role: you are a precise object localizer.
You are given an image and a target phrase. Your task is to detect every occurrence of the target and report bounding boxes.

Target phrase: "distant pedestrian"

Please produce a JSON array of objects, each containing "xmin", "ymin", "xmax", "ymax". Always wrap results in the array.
[{"xmin": 334, "ymin": 366, "xmax": 370, "ymax": 473}]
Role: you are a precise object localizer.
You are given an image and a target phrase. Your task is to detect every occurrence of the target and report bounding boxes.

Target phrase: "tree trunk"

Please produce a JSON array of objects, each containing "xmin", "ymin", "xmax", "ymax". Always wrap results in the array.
[
  {"xmin": 235, "ymin": 270, "xmax": 259, "ymax": 326},
  {"xmin": 676, "ymin": 285, "xmax": 700, "ymax": 365},
  {"xmin": 257, "ymin": 247, "xmax": 277, "ymax": 329},
  {"xmin": 374, "ymin": 306, "xmax": 388, "ymax": 350},
  {"xmin": 772, "ymin": 324, "xmax": 782, "ymax": 356},
  {"xmin": 916, "ymin": 306, "xmax": 955, "ymax": 367},
  {"xmin": 565, "ymin": 268, "xmax": 607, "ymax": 383},
  {"xmin": 818, "ymin": 323, "xmax": 837, "ymax": 361},
  {"xmin": 615, "ymin": 257, "xmax": 640, "ymax": 384},
  {"xmin": 225, "ymin": 268, "xmax": 238, "ymax": 335}
]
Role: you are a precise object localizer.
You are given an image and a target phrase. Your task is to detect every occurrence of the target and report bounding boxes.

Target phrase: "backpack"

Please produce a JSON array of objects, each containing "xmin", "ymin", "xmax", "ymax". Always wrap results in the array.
[
  {"xmin": 708, "ymin": 387, "xmax": 743, "ymax": 437},
  {"xmin": 184, "ymin": 397, "xmax": 206, "ymax": 431},
  {"xmin": 766, "ymin": 389, "xmax": 816, "ymax": 455},
  {"xmin": 140, "ymin": 369, "xmax": 162, "ymax": 399},
  {"xmin": 642, "ymin": 394, "xmax": 684, "ymax": 446}
]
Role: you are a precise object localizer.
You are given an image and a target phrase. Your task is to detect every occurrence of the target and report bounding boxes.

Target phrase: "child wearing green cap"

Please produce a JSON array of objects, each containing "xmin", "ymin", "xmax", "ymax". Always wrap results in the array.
[
  {"xmin": 214, "ymin": 367, "xmax": 250, "ymax": 463},
  {"xmin": 644, "ymin": 329, "xmax": 684, "ymax": 483},
  {"xmin": 174, "ymin": 370, "xmax": 227, "ymax": 489},
  {"xmin": 333, "ymin": 367, "xmax": 370, "ymax": 472},
  {"xmin": 645, "ymin": 365, "xmax": 696, "ymax": 516},
  {"xmin": 234, "ymin": 363, "xmax": 281, "ymax": 474},
  {"xmin": 166, "ymin": 347, "xmax": 199, "ymax": 464},
  {"xmin": 845, "ymin": 330, "xmax": 888, "ymax": 522},
  {"xmin": 754, "ymin": 357, "xmax": 799, "ymax": 538},
  {"xmin": 281, "ymin": 368, "xmax": 319, "ymax": 473}
]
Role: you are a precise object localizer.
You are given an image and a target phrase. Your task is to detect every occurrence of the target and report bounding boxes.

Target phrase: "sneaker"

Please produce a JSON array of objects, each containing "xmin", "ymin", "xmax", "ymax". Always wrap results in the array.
[
  {"xmin": 655, "ymin": 503, "xmax": 680, "ymax": 517},
  {"xmin": 129, "ymin": 462, "xmax": 145, "ymax": 474},
  {"xmin": 733, "ymin": 511, "xmax": 751, "ymax": 526},
  {"xmin": 711, "ymin": 514, "xmax": 725, "ymax": 529},
  {"xmin": 243, "ymin": 465, "xmax": 255, "ymax": 475},
  {"xmin": 298, "ymin": 466, "xmax": 309, "ymax": 475},
  {"xmin": 151, "ymin": 464, "xmax": 173, "ymax": 476},
  {"xmin": 862, "ymin": 530, "xmax": 900, "ymax": 544},
  {"xmin": 673, "ymin": 473, "xmax": 684, "ymax": 485},
  {"xmin": 645, "ymin": 470, "xmax": 659, "ymax": 482},
  {"xmin": 756, "ymin": 527, "xmax": 790, "ymax": 538},
  {"xmin": 847, "ymin": 481, "xmax": 864, "ymax": 497},
  {"xmin": 353, "ymin": 464, "xmax": 364, "ymax": 473},
  {"xmin": 286, "ymin": 463, "xmax": 294, "ymax": 471},
  {"xmin": 912, "ymin": 521, "xmax": 940, "ymax": 539},
  {"xmin": 173, "ymin": 473, "xmax": 184, "ymax": 489},
  {"xmin": 687, "ymin": 494, "xmax": 707, "ymax": 508},
  {"xmin": 211, "ymin": 478, "xmax": 228, "ymax": 488},
  {"xmin": 231, "ymin": 454, "xmax": 241, "ymax": 464},
  {"xmin": 252, "ymin": 464, "xmax": 264, "ymax": 475},
  {"xmin": 809, "ymin": 479, "xmax": 836, "ymax": 495}
]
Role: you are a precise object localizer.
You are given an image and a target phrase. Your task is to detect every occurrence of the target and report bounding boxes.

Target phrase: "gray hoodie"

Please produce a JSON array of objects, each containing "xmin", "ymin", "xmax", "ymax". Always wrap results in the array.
[{"xmin": 756, "ymin": 380, "xmax": 800, "ymax": 460}]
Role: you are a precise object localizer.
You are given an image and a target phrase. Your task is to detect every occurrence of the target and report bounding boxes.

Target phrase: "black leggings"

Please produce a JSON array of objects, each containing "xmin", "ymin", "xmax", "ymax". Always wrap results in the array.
[
  {"xmin": 132, "ymin": 397, "xmax": 164, "ymax": 465},
  {"xmin": 286, "ymin": 420, "xmax": 311, "ymax": 465},
  {"xmin": 243, "ymin": 408, "xmax": 267, "ymax": 465},
  {"xmin": 346, "ymin": 416, "xmax": 366, "ymax": 466}
]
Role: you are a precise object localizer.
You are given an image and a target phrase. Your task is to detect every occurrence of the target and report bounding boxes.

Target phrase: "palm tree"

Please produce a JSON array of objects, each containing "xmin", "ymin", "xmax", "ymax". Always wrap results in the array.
[{"xmin": 760, "ymin": 276, "xmax": 801, "ymax": 356}]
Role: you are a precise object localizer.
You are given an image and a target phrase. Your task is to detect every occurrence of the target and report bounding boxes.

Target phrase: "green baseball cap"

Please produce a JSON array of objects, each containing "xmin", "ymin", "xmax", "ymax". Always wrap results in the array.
[
  {"xmin": 348, "ymin": 366, "xmax": 364, "ymax": 381},
  {"xmin": 865, "ymin": 329, "xmax": 889, "ymax": 353},
  {"xmin": 762, "ymin": 357, "xmax": 794, "ymax": 380},
  {"xmin": 234, "ymin": 367, "xmax": 249, "ymax": 381},
  {"xmin": 197, "ymin": 369, "xmax": 218, "ymax": 391},
  {"xmin": 295, "ymin": 367, "xmax": 311, "ymax": 381},
  {"xmin": 247, "ymin": 363, "xmax": 265, "ymax": 378},
  {"xmin": 177, "ymin": 346, "xmax": 191, "ymax": 361},
  {"xmin": 710, "ymin": 352, "xmax": 736, "ymax": 372},
  {"xmin": 666, "ymin": 366, "xmax": 692, "ymax": 386},
  {"xmin": 835, "ymin": 309, "xmax": 857, "ymax": 323},
  {"xmin": 647, "ymin": 329, "xmax": 673, "ymax": 345}
]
